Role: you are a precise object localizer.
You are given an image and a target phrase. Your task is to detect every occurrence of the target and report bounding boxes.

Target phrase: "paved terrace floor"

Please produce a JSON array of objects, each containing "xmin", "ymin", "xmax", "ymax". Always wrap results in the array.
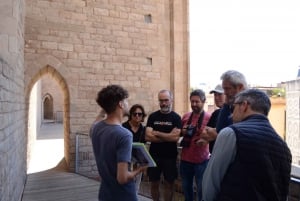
[
  {"xmin": 22, "ymin": 122, "xmax": 152, "ymax": 201},
  {"xmin": 22, "ymin": 165, "xmax": 152, "ymax": 201}
]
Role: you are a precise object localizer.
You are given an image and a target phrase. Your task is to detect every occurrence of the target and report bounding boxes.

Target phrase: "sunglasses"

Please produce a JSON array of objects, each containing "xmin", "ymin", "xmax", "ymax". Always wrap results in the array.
[{"xmin": 132, "ymin": 112, "xmax": 143, "ymax": 117}]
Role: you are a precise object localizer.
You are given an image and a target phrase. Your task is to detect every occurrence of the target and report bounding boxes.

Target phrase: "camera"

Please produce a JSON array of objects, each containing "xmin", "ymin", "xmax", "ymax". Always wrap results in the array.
[
  {"xmin": 186, "ymin": 125, "xmax": 196, "ymax": 137},
  {"xmin": 179, "ymin": 125, "xmax": 196, "ymax": 148}
]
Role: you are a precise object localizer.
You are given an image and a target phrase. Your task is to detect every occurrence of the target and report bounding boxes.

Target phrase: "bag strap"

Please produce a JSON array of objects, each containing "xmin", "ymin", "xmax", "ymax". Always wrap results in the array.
[
  {"xmin": 196, "ymin": 111, "xmax": 205, "ymax": 129},
  {"xmin": 187, "ymin": 111, "xmax": 205, "ymax": 129},
  {"xmin": 187, "ymin": 112, "xmax": 194, "ymax": 125}
]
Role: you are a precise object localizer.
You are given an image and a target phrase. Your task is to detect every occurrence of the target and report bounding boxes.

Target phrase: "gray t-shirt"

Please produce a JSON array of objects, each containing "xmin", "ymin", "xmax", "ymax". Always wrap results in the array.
[{"xmin": 91, "ymin": 121, "xmax": 136, "ymax": 201}]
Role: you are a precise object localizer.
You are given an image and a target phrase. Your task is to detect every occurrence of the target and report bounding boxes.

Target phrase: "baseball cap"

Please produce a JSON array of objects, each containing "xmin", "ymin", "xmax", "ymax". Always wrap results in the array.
[{"xmin": 209, "ymin": 84, "xmax": 224, "ymax": 94}]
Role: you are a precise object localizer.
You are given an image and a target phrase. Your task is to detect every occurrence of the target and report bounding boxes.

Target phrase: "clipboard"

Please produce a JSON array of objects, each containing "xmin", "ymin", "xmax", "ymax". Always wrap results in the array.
[{"xmin": 132, "ymin": 142, "xmax": 157, "ymax": 167}]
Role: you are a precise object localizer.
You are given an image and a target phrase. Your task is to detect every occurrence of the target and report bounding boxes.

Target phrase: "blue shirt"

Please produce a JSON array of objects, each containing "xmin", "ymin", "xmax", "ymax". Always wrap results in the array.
[
  {"xmin": 216, "ymin": 104, "xmax": 233, "ymax": 132},
  {"xmin": 91, "ymin": 121, "xmax": 137, "ymax": 201}
]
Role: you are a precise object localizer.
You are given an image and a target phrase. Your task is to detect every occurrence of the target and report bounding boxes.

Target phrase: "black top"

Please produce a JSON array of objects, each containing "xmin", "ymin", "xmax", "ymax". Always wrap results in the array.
[
  {"xmin": 146, "ymin": 110, "xmax": 182, "ymax": 159},
  {"xmin": 122, "ymin": 121, "xmax": 145, "ymax": 143},
  {"xmin": 207, "ymin": 108, "xmax": 221, "ymax": 153}
]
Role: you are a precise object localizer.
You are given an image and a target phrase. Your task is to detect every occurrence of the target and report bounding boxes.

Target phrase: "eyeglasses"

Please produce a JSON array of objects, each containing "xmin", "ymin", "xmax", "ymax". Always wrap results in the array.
[
  {"xmin": 232, "ymin": 100, "xmax": 248, "ymax": 111},
  {"xmin": 132, "ymin": 112, "xmax": 143, "ymax": 117},
  {"xmin": 233, "ymin": 101, "xmax": 243, "ymax": 105}
]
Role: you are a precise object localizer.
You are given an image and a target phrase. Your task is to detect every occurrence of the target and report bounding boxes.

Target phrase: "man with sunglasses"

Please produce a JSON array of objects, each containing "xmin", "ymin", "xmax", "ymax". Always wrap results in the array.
[
  {"xmin": 145, "ymin": 89, "xmax": 182, "ymax": 201},
  {"xmin": 202, "ymin": 89, "xmax": 292, "ymax": 201}
]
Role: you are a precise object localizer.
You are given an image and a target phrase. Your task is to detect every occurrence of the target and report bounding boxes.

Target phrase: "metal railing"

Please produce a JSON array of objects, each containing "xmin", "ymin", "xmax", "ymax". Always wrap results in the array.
[
  {"xmin": 75, "ymin": 131, "xmax": 98, "ymax": 178},
  {"xmin": 290, "ymin": 165, "xmax": 300, "ymax": 200}
]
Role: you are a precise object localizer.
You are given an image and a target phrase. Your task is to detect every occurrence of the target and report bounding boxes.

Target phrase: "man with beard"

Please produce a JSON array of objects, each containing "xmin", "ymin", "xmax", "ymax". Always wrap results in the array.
[
  {"xmin": 145, "ymin": 89, "xmax": 182, "ymax": 201},
  {"xmin": 179, "ymin": 89, "xmax": 211, "ymax": 201}
]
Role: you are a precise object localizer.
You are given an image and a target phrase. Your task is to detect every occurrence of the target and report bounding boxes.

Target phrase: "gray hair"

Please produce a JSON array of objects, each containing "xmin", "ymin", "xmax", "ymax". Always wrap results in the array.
[
  {"xmin": 158, "ymin": 89, "xmax": 173, "ymax": 100},
  {"xmin": 234, "ymin": 89, "xmax": 271, "ymax": 116},
  {"xmin": 221, "ymin": 70, "xmax": 248, "ymax": 89}
]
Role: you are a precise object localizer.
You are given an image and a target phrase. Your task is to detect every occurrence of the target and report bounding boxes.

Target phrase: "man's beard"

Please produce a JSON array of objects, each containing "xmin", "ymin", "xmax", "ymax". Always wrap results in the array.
[
  {"xmin": 192, "ymin": 106, "xmax": 201, "ymax": 114},
  {"xmin": 160, "ymin": 105, "xmax": 171, "ymax": 113}
]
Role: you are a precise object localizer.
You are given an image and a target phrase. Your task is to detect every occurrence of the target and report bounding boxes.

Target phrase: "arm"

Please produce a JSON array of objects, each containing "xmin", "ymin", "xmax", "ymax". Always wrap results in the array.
[
  {"xmin": 145, "ymin": 113, "xmax": 163, "ymax": 142},
  {"xmin": 202, "ymin": 127, "xmax": 237, "ymax": 201},
  {"xmin": 145, "ymin": 126, "xmax": 164, "ymax": 142},
  {"xmin": 145, "ymin": 126, "xmax": 181, "ymax": 142},
  {"xmin": 116, "ymin": 130, "xmax": 148, "ymax": 184},
  {"xmin": 152, "ymin": 127, "xmax": 181, "ymax": 142},
  {"xmin": 117, "ymin": 162, "xmax": 147, "ymax": 184},
  {"xmin": 201, "ymin": 126, "xmax": 218, "ymax": 142},
  {"xmin": 145, "ymin": 112, "xmax": 182, "ymax": 142}
]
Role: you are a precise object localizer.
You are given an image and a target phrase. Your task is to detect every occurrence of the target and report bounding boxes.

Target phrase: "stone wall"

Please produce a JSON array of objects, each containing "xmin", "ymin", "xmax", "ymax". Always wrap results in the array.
[
  {"xmin": 286, "ymin": 79, "xmax": 300, "ymax": 200},
  {"xmin": 24, "ymin": 0, "xmax": 189, "ymax": 170},
  {"xmin": 286, "ymin": 79, "xmax": 300, "ymax": 165},
  {"xmin": 0, "ymin": 0, "xmax": 26, "ymax": 201}
]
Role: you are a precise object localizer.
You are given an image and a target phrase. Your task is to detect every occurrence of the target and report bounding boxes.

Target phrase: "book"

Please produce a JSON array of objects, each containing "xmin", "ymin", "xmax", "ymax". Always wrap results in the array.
[{"xmin": 131, "ymin": 142, "xmax": 157, "ymax": 167}]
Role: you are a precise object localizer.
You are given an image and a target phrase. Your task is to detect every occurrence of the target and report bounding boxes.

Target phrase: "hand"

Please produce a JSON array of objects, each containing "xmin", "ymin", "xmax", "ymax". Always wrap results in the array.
[
  {"xmin": 201, "ymin": 126, "xmax": 217, "ymax": 141},
  {"xmin": 137, "ymin": 165, "xmax": 148, "ymax": 173},
  {"xmin": 152, "ymin": 130, "xmax": 159, "ymax": 136}
]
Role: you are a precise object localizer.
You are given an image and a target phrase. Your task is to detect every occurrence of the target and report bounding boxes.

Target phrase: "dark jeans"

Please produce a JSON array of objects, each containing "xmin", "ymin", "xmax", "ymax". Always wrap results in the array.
[{"xmin": 179, "ymin": 159, "xmax": 209, "ymax": 201}]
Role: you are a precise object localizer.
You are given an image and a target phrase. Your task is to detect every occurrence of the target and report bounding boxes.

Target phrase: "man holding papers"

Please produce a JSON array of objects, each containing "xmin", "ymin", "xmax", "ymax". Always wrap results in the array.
[{"xmin": 90, "ymin": 85, "xmax": 147, "ymax": 201}]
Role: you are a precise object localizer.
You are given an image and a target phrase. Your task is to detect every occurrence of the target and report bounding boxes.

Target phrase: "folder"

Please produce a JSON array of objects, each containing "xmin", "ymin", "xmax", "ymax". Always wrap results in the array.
[{"xmin": 132, "ymin": 142, "xmax": 157, "ymax": 167}]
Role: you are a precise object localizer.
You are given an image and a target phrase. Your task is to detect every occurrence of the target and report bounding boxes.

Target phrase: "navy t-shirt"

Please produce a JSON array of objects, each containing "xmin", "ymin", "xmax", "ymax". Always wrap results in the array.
[
  {"xmin": 91, "ymin": 121, "xmax": 137, "ymax": 201},
  {"xmin": 216, "ymin": 104, "xmax": 233, "ymax": 132},
  {"xmin": 146, "ymin": 110, "xmax": 182, "ymax": 159},
  {"xmin": 207, "ymin": 108, "xmax": 221, "ymax": 153}
]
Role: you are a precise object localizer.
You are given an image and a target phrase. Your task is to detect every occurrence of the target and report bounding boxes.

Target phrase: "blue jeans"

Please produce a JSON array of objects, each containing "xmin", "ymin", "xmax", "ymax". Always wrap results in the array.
[{"xmin": 179, "ymin": 160, "xmax": 209, "ymax": 201}]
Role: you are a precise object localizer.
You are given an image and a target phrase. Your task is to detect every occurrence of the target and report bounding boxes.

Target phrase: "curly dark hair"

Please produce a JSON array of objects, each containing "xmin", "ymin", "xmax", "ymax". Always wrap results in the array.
[{"xmin": 96, "ymin": 85, "xmax": 129, "ymax": 114}]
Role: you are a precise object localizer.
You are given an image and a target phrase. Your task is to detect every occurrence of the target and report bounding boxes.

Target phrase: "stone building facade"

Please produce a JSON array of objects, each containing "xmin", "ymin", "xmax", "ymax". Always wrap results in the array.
[
  {"xmin": 0, "ymin": 1, "xmax": 27, "ymax": 201},
  {"xmin": 1, "ymin": 0, "xmax": 300, "ymax": 201},
  {"xmin": 1, "ymin": 0, "xmax": 189, "ymax": 200},
  {"xmin": 24, "ymin": 0, "xmax": 189, "ymax": 172},
  {"xmin": 286, "ymin": 79, "xmax": 300, "ymax": 165},
  {"xmin": 286, "ymin": 79, "xmax": 300, "ymax": 201}
]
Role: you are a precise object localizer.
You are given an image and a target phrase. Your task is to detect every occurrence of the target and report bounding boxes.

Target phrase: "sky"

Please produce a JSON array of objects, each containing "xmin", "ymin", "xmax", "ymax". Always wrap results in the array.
[{"xmin": 189, "ymin": 0, "xmax": 300, "ymax": 90}]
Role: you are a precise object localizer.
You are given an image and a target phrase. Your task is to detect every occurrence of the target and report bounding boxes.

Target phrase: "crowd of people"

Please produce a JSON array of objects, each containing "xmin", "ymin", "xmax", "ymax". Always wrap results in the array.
[{"xmin": 90, "ymin": 70, "xmax": 292, "ymax": 201}]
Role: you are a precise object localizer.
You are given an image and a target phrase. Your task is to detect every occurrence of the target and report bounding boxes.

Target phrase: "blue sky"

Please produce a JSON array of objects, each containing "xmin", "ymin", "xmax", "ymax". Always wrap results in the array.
[{"xmin": 189, "ymin": 0, "xmax": 300, "ymax": 89}]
